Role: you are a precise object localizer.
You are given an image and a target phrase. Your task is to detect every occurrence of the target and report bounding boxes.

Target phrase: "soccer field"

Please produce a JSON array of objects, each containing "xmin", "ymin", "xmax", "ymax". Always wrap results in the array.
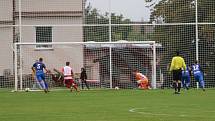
[{"xmin": 0, "ymin": 89, "xmax": 215, "ymax": 121}]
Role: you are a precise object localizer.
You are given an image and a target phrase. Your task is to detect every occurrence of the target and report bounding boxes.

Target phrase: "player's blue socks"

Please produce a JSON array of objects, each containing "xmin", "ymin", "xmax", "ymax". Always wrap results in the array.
[
  {"xmin": 200, "ymin": 80, "xmax": 205, "ymax": 90},
  {"xmin": 45, "ymin": 82, "xmax": 48, "ymax": 90},
  {"xmin": 185, "ymin": 83, "xmax": 190, "ymax": 90},
  {"xmin": 38, "ymin": 80, "xmax": 47, "ymax": 91}
]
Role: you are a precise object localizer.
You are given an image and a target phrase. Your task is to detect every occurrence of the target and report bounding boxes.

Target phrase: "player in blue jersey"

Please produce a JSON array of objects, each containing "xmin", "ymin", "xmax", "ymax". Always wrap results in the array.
[
  {"xmin": 32, "ymin": 60, "xmax": 42, "ymax": 90},
  {"xmin": 191, "ymin": 60, "xmax": 205, "ymax": 91},
  {"xmin": 32, "ymin": 57, "xmax": 49, "ymax": 93},
  {"xmin": 181, "ymin": 66, "xmax": 191, "ymax": 90}
]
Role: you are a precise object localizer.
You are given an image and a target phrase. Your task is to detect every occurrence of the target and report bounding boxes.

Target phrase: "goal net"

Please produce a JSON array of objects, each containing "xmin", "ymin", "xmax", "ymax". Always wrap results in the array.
[
  {"xmin": 14, "ymin": 41, "xmax": 157, "ymax": 91},
  {"xmin": 2, "ymin": 0, "xmax": 214, "ymax": 92}
]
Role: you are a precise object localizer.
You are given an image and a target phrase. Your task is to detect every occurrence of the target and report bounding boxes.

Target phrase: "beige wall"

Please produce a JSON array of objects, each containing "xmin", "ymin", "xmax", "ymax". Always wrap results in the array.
[
  {"xmin": 15, "ymin": 0, "xmax": 83, "ymax": 12},
  {"xmin": 20, "ymin": 17, "xmax": 83, "ymax": 26},
  {"xmin": 0, "ymin": 27, "xmax": 13, "ymax": 76},
  {"xmin": 0, "ymin": 0, "xmax": 13, "ymax": 21},
  {"xmin": 0, "ymin": 0, "xmax": 84, "ymax": 76},
  {"xmin": 21, "ymin": 45, "xmax": 83, "ymax": 75},
  {"xmin": 20, "ymin": 17, "xmax": 83, "ymax": 74}
]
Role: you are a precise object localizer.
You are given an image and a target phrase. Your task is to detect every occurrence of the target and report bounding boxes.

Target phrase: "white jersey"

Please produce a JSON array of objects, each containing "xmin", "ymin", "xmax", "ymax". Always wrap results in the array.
[{"xmin": 62, "ymin": 66, "xmax": 73, "ymax": 79}]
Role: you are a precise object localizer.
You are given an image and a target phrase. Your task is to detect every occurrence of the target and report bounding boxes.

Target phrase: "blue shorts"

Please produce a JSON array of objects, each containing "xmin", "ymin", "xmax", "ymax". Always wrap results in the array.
[
  {"xmin": 36, "ymin": 73, "xmax": 45, "ymax": 81},
  {"xmin": 182, "ymin": 75, "xmax": 190, "ymax": 82},
  {"xmin": 194, "ymin": 73, "xmax": 203, "ymax": 82}
]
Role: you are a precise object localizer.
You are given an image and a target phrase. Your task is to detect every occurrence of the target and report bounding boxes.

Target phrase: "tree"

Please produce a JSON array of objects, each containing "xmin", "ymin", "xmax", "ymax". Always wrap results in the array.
[
  {"xmin": 84, "ymin": 4, "xmax": 133, "ymax": 42},
  {"xmin": 149, "ymin": 0, "xmax": 215, "ymax": 86}
]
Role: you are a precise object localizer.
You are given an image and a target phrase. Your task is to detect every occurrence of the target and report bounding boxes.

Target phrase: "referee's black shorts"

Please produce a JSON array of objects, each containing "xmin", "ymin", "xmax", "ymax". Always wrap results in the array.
[{"xmin": 172, "ymin": 69, "xmax": 182, "ymax": 81}]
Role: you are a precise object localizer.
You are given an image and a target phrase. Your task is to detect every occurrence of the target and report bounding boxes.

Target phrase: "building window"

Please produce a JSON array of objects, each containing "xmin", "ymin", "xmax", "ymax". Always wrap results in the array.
[{"xmin": 36, "ymin": 27, "xmax": 52, "ymax": 49}]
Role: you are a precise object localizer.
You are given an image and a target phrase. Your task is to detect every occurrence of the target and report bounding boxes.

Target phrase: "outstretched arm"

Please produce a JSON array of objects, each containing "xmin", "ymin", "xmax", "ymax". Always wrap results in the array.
[
  {"xmin": 53, "ymin": 68, "xmax": 64, "ymax": 76},
  {"xmin": 44, "ymin": 68, "xmax": 49, "ymax": 73}
]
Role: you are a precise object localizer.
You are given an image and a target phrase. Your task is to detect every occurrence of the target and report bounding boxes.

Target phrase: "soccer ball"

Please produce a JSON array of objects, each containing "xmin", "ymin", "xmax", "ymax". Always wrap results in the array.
[
  {"xmin": 25, "ymin": 88, "xmax": 30, "ymax": 92},
  {"xmin": 115, "ymin": 86, "xmax": 119, "ymax": 90}
]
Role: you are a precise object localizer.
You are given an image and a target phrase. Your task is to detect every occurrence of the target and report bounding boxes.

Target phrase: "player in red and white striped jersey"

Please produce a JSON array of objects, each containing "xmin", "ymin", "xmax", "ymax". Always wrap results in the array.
[{"xmin": 62, "ymin": 62, "xmax": 79, "ymax": 92}]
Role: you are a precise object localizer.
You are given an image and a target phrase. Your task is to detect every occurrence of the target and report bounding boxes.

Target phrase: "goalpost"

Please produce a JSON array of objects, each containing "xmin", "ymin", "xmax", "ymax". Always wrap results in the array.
[{"xmin": 14, "ymin": 41, "xmax": 157, "ymax": 91}]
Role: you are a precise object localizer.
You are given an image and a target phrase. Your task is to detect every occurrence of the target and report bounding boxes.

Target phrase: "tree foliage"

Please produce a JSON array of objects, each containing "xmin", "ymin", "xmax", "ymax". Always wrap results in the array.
[
  {"xmin": 84, "ymin": 3, "xmax": 149, "ymax": 42},
  {"xmin": 84, "ymin": 4, "xmax": 134, "ymax": 42},
  {"xmin": 150, "ymin": 0, "xmax": 215, "ymax": 84}
]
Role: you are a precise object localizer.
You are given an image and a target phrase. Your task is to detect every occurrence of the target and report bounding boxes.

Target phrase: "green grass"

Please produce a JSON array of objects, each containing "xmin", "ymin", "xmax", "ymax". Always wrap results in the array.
[{"xmin": 0, "ymin": 89, "xmax": 215, "ymax": 121}]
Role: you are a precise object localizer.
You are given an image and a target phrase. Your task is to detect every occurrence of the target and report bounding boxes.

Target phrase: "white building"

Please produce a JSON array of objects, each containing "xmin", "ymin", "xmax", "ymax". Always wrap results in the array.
[{"xmin": 0, "ymin": 0, "xmax": 84, "ymax": 76}]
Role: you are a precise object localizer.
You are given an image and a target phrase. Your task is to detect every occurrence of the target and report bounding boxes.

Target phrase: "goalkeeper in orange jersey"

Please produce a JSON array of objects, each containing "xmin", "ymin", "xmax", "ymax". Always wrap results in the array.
[{"xmin": 133, "ymin": 69, "xmax": 150, "ymax": 89}]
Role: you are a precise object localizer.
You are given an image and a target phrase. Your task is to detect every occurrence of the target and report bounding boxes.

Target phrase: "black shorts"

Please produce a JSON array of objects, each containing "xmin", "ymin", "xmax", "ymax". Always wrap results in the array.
[{"xmin": 172, "ymin": 69, "xmax": 182, "ymax": 81}]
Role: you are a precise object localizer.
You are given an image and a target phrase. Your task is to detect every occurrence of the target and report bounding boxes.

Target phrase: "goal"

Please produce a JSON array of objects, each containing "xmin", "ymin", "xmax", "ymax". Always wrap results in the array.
[{"xmin": 14, "ymin": 41, "xmax": 157, "ymax": 91}]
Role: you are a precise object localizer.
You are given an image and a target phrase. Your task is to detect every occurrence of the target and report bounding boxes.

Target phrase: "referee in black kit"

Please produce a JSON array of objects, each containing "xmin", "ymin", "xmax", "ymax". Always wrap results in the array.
[{"xmin": 169, "ymin": 51, "xmax": 186, "ymax": 94}]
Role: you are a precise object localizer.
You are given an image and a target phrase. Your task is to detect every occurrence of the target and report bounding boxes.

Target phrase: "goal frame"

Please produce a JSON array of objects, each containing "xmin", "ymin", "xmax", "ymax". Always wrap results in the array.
[{"xmin": 14, "ymin": 41, "xmax": 157, "ymax": 91}]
